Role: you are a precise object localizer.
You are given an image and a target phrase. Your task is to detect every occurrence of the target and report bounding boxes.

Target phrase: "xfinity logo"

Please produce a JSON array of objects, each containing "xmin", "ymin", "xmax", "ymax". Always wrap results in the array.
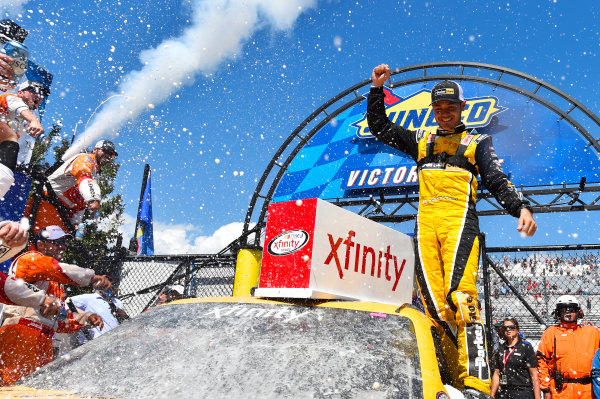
[
  {"xmin": 267, "ymin": 230, "xmax": 309, "ymax": 256},
  {"xmin": 203, "ymin": 305, "xmax": 308, "ymax": 323},
  {"xmin": 325, "ymin": 230, "xmax": 407, "ymax": 291}
]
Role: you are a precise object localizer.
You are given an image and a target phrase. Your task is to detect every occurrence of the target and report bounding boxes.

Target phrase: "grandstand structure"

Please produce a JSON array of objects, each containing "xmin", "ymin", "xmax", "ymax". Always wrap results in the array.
[
  {"xmin": 116, "ymin": 62, "xmax": 600, "ymax": 344},
  {"xmin": 482, "ymin": 243, "xmax": 600, "ymax": 340}
]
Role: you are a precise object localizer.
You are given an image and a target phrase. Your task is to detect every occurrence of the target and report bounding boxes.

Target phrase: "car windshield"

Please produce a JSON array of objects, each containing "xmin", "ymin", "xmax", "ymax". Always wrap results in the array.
[{"xmin": 22, "ymin": 301, "xmax": 423, "ymax": 398}]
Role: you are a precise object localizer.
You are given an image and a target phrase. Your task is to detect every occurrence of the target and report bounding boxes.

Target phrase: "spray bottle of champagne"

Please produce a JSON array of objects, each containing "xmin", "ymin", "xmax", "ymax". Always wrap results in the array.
[{"xmin": 0, "ymin": 40, "xmax": 29, "ymax": 91}]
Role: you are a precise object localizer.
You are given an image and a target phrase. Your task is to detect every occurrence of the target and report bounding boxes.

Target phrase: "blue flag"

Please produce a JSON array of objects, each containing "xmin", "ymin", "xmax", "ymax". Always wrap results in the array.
[{"xmin": 136, "ymin": 171, "xmax": 154, "ymax": 255}]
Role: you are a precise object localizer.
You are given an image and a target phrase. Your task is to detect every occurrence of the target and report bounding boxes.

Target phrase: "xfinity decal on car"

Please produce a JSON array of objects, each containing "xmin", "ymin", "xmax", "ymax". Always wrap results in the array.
[{"xmin": 267, "ymin": 230, "xmax": 309, "ymax": 256}]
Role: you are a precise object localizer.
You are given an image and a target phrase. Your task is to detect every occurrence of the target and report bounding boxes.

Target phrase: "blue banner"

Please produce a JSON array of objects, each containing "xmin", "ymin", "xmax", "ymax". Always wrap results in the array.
[
  {"xmin": 136, "ymin": 171, "xmax": 154, "ymax": 255},
  {"xmin": 0, "ymin": 172, "xmax": 31, "ymax": 273},
  {"xmin": 273, "ymin": 82, "xmax": 600, "ymax": 202}
]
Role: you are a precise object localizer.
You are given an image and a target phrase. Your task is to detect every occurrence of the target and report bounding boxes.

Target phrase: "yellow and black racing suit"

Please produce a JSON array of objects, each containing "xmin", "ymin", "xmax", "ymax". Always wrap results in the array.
[{"xmin": 367, "ymin": 86, "xmax": 532, "ymax": 394}]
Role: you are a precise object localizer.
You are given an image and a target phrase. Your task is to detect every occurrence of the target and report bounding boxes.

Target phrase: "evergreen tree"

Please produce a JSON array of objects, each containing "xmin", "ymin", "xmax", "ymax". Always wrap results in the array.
[{"xmin": 28, "ymin": 124, "xmax": 62, "ymax": 170}]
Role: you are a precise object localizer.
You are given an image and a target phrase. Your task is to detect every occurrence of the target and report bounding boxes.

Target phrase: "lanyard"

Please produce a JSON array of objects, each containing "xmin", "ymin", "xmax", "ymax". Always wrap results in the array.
[{"xmin": 503, "ymin": 347, "xmax": 516, "ymax": 366}]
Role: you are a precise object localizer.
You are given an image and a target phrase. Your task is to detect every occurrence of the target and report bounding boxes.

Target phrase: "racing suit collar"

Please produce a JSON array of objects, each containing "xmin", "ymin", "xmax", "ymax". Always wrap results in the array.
[
  {"xmin": 558, "ymin": 321, "xmax": 579, "ymax": 329},
  {"xmin": 436, "ymin": 123, "xmax": 466, "ymax": 136}
]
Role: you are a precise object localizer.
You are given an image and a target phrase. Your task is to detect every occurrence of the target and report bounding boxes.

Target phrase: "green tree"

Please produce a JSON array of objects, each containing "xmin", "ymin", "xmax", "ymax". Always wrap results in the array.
[{"xmin": 28, "ymin": 124, "xmax": 62, "ymax": 169}]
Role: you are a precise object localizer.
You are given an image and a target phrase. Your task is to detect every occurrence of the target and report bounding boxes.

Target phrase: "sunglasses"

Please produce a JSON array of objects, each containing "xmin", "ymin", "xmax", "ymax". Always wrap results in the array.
[
  {"xmin": 100, "ymin": 149, "xmax": 116, "ymax": 156},
  {"xmin": 39, "ymin": 238, "xmax": 70, "ymax": 246},
  {"xmin": 23, "ymin": 87, "xmax": 47, "ymax": 96},
  {"xmin": 502, "ymin": 325, "xmax": 517, "ymax": 331},
  {"xmin": 559, "ymin": 307, "xmax": 578, "ymax": 314}
]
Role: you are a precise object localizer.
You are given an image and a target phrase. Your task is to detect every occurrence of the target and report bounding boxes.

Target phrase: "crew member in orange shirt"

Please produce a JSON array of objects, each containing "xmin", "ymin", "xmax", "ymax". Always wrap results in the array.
[
  {"xmin": 25, "ymin": 140, "xmax": 118, "ymax": 235},
  {"xmin": 0, "ymin": 78, "xmax": 46, "ymax": 199},
  {"xmin": 0, "ymin": 225, "xmax": 110, "ymax": 385},
  {"xmin": 537, "ymin": 295, "xmax": 600, "ymax": 399},
  {"xmin": 0, "ymin": 221, "xmax": 60, "ymax": 316}
]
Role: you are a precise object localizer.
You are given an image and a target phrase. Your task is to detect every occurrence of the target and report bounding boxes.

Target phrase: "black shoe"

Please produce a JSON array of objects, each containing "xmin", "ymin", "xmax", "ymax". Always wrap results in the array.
[{"xmin": 462, "ymin": 388, "xmax": 491, "ymax": 399}]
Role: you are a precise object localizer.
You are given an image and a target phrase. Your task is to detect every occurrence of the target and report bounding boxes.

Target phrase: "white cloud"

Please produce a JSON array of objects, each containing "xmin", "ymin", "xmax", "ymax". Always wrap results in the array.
[
  {"xmin": 190, "ymin": 223, "xmax": 245, "ymax": 254},
  {"xmin": 0, "ymin": 1, "xmax": 28, "ymax": 15},
  {"xmin": 118, "ymin": 213, "xmax": 247, "ymax": 255}
]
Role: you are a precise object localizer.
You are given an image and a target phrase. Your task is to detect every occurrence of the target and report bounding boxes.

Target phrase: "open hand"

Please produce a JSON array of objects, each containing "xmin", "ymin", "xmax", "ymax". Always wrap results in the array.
[{"xmin": 517, "ymin": 208, "xmax": 537, "ymax": 236}]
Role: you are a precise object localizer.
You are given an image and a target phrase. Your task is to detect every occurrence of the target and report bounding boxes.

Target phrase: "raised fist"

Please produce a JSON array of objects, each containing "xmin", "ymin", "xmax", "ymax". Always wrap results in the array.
[{"xmin": 372, "ymin": 64, "xmax": 390, "ymax": 87}]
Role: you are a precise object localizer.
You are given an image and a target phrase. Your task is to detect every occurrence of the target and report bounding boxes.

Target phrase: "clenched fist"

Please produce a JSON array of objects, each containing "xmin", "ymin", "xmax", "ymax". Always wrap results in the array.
[{"xmin": 372, "ymin": 64, "xmax": 390, "ymax": 87}]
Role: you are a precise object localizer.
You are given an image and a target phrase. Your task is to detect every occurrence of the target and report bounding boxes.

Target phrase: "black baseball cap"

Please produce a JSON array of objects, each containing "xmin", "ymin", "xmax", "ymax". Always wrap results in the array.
[
  {"xmin": 94, "ymin": 140, "xmax": 118, "ymax": 156},
  {"xmin": 430, "ymin": 80, "xmax": 465, "ymax": 105}
]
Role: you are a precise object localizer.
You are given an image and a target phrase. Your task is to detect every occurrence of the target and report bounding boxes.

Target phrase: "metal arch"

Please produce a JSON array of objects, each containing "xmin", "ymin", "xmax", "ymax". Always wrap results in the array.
[
  {"xmin": 385, "ymin": 74, "xmax": 600, "ymax": 154},
  {"xmin": 237, "ymin": 62, "xmax": 600, "ymax": 249}
]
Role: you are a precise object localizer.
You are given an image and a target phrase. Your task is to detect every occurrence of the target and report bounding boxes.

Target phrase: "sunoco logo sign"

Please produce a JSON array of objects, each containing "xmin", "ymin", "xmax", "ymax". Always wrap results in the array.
[
  {"xmin": 267, "ymin": 230, "xmax": 309, "ymax": 256},
  {"xmin": 351, "ymin": 87, "xmax": 507, "ymax": 138}
]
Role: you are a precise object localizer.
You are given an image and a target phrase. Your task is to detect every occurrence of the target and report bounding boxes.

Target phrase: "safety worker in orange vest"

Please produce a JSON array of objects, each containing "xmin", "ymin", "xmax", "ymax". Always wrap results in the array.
[
  {"xmin": 0, "ymin": 220, "xmax": 60, "ymax": 316},
  {"xmin": 537, "ymin": 295, "xmax": 600, "ymax": 399}
]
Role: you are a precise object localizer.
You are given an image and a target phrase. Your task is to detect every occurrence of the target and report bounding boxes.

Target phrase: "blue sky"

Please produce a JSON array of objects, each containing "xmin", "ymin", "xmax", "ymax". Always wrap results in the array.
[{"xmin": 2, "ymin": 0, "xmax": 600, "ymax": 252}]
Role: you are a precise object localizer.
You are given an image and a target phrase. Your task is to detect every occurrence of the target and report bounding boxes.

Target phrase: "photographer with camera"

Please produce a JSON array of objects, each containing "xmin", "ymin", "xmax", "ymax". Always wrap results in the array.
[
  {"xmin": 537, "ymin": 296, "xmax": 600, "ymax": 399},
  {"xmin": 69, "ymin": 287, "xmax": 129, "ymax": 345}
]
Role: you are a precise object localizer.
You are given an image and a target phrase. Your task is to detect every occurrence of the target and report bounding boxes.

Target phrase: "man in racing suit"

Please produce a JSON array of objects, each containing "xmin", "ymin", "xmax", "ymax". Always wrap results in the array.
[
  {"xmin": 538, "ymin": 295, "xmax": 600, "ymax": 399},
  {"xmin": 0, "ymin": 225, "xmax": 110, "ymax": 385},
  {"xmin": 367, "ymin": 64, "xmax": 537, "ymax": 398},
  {"xmin": 25, "ymin": 139, "xmax": 117, "ymax": 235}
]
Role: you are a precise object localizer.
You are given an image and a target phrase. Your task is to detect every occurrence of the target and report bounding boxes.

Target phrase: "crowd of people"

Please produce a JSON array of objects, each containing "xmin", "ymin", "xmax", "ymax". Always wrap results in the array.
[
  {"xmin": 486, "ymin": 254, "xmax": 600, "ymax": 328},
  {"xmin": 491, "ymin": 295, "xmax": 600, "ymax": 399},
  {"xmin": 0, "ymin": 51, "xmax": 130, "ymax": 384},
  {"xmin": 494, "ymin": 255, "xmax": 600, "ymax": 277}
]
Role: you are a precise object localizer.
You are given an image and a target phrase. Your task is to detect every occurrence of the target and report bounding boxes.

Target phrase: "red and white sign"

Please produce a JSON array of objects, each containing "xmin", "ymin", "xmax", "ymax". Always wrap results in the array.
[{"xmin": 255, "ymin": 198, "xmax": 415, "ymax": 306}]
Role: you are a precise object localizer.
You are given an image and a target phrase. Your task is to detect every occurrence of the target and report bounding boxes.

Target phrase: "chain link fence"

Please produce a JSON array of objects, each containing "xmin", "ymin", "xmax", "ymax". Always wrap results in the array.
[
  {"xmin": 109, "ymin": 254, "xmax": 237, "ymax": 317},
  {"xmin": 102, "ymin": 239, "xmax": 600, "ymax": 343},
  {"xmin": 481, "ymin": 242, "xmax": 600, "ymax": 342}
]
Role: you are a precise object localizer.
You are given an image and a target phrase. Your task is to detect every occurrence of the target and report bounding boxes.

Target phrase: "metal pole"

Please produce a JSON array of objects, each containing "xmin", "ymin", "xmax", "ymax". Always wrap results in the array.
[
  {"xmin": 129, "ymin": 164, "xmax": 150, "ymax": 252},
  {"xmin": 543, "ymin": 266, "xmax": 550, "ymax": 325},
  {"xmin": 480, "ymin": 234, "xmax": 494, "ymax": 364}
]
